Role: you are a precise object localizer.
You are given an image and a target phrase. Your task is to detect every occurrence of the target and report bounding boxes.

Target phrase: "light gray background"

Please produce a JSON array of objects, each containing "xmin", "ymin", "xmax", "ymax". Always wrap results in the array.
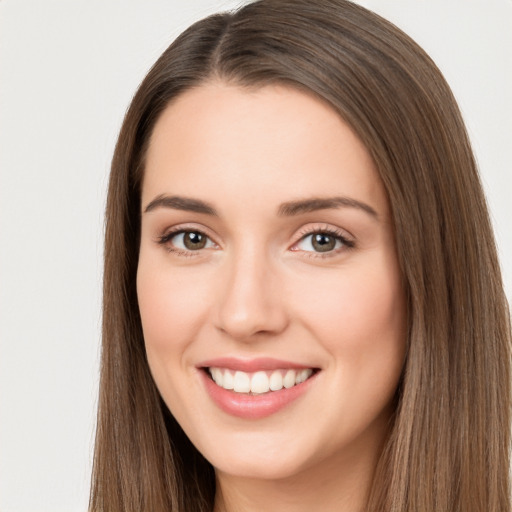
[{"xmin": 1, "ymin": 1, "xmax": 510, "ymax": 511}]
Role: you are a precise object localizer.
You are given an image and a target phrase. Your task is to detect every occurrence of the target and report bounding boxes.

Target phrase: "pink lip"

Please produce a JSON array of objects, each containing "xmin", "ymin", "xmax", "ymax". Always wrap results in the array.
[
  {"xmin": 197, "ymin": 357, "xmax": 314, "ymax": 372},
  {"xmin": 197, "ymin": 358, "xmax": 319, "ymax": 420}
]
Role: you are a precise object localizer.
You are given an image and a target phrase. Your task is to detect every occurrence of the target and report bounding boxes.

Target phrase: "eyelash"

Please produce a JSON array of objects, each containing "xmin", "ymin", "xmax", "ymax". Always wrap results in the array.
[
  {"xmin": 156, "ymin": 225, "xmax": 355, "ymax": 258},
  {"xmin": 293, "ymin": 226, "xmax": 355, "ymax": 257},
  {"xmin": 156, "ymin": 227, "xmax": 215, "ymax": 257}
]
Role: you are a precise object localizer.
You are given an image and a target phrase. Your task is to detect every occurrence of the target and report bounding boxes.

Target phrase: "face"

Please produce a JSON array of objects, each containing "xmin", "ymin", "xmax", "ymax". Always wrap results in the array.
[{"xmin": 137, "ymin": 83, "xmax": 406, "ymax": 481}]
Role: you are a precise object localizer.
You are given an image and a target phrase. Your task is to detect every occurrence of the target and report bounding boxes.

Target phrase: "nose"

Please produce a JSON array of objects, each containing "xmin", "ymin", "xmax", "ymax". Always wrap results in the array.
[{"xmin": 214, "ymin": 246, "xmax": 289, "ymax": 342}]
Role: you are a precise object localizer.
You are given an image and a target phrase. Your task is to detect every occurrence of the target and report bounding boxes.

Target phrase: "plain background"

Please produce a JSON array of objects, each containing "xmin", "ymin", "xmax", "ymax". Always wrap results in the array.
[{"xmin": 1, "ymin": 1, "xmax": 510, "ymax": 510}]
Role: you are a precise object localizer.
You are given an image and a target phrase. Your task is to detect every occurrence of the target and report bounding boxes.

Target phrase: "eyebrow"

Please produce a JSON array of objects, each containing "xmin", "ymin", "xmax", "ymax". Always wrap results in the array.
[
  {"xmin": 277, "ymin": 196, "xmax": 378, "ymax": 218},
  {"xmin": 144, "ymin": 194, "xmax": 218, "ymax": 215},
  {"xmin": 143, "ymin": 194, "xmax": 378, "ymax": 219}
]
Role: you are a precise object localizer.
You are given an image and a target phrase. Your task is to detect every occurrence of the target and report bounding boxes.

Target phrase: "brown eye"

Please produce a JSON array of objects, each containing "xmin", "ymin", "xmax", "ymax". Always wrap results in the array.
[
  {"xmin": 294, "ymin": 230, "xmax": 353, "ymax": 255},
  {"xmin": 159, "ymin": 230, "xmax": 216, "ymax": 252},
  {"xmin": 311, "ymin": 233, "xmax": 336, "ymax": 252},
  {"xmin": 183, "ymin": 231, "xmax": 207, "ymax": 250}
]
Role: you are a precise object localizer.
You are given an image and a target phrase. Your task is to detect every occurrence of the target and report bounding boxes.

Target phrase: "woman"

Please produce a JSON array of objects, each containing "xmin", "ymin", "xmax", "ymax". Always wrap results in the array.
[{"xmin": 90, "ymin": 1, "xmax": 511, "ymax": 510}]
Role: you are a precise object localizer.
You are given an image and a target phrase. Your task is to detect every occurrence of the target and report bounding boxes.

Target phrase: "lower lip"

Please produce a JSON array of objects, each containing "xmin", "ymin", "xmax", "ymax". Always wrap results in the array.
[{"xmin": 200, "ymin": 369, "xmax": 317, "ymax": 419}]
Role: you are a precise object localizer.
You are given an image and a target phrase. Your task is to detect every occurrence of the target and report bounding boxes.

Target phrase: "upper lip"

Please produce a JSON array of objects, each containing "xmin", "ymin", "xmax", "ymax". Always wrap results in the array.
[{"xmin": 197, "ymin": 357, "xmax": 318, "ymax": 373}]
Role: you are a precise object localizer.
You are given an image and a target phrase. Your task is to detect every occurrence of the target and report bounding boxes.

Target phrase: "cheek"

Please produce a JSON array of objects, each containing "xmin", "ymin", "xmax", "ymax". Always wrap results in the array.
[
  {"xmin": 136, "ymin": 257, "xmax": 216, "ymax": 419},
  {"xmin": 292, "ymin": 256, "xmax": 406, "ymax": 371},
  {"xmin": 136, "ymin": 257, "xmax": 212, "ymax": 364},
  {"xmin": 292, "ymin": 258, "xmax": 406, "ymax": 437}
]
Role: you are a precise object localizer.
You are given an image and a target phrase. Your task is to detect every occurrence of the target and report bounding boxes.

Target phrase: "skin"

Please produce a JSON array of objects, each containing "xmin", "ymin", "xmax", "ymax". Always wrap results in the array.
[{"xmin": 137, "ymin": 82, "xmax": 407, "ymax": 512}]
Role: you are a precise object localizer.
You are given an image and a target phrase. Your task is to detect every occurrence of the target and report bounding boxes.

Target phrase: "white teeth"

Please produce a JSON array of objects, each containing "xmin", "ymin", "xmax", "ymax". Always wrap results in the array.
[
  {"xmin": 233, "ymin": 371, "xmax": 251, "ymax": 393},
  {"xmin": 269, "ymin": 371, "xmax": 283, "ymax": 391},
  {"xmin": 223, "ymin": 369, "xmax": 234, "ymax": 390},
  {"xmin": 211, "ymin": 367, "xmax": 223, "ymax": 387},
  {"xmin": 296, "ymin": 369, "xmax": 312, "ymax": 384},
  {"xmin": 283, "ymin": 369, "xmax": 296, "ymax": 389},
  {"xmin": 251, "ymin": 371, "xmax": 269, "ymax": 394},
  {"xmin": 208, "ymin": 367, "xmax": 314, "ymax": 394}
]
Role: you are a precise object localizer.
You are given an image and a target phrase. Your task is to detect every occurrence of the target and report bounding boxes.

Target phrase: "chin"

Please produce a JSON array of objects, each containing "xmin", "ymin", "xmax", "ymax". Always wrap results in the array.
[
  {"xmin": 194, "ymin": 426, "xmax": 335, "ymax": 482},
  {"xmin": 212, "ymin": 451, "xmax": 313, "ymax": 481}
]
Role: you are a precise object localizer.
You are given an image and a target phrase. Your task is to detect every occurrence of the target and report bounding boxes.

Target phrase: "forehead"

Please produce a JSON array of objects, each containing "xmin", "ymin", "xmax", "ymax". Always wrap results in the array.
[{"xmin": 142, "ymin": 82, "xmax": 388, "ymax": 218}]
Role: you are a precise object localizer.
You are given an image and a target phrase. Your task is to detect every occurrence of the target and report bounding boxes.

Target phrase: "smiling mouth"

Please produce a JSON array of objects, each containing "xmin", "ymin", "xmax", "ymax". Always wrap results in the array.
[{"xmin": 205, "ymin": 367, "xmax": 318, "ymax": 395}]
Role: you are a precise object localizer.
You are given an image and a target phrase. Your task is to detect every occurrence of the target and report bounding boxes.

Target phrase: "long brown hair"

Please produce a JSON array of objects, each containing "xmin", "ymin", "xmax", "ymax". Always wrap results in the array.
[{"xmin": 90, "ymin": 1, "xmax": 511, "ymax": 510}]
